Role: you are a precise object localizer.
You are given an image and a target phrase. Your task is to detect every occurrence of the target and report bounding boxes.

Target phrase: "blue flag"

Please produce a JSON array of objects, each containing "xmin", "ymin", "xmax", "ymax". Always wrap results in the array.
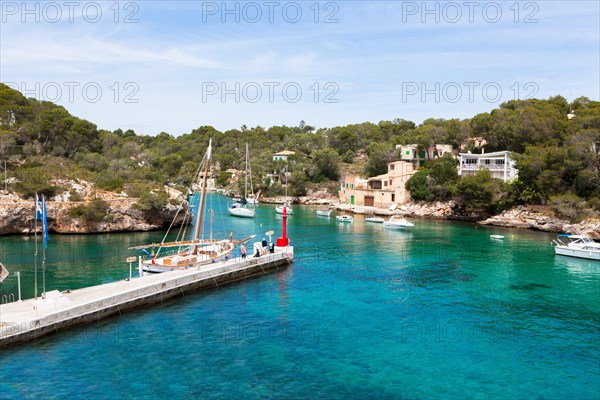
[
  {"xmin": 35, "ymin": 193, "xmax": 43, "ymax": 221},
  {"xmin": 42, "ymin": 196, "xmax": 48, "ymax": 249}
]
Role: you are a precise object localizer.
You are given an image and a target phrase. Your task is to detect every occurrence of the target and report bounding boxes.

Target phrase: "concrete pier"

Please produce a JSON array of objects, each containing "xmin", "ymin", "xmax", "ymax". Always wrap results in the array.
[{"xmin": 0, "ymin": 250, "xmax": 293, "ymax": 348}]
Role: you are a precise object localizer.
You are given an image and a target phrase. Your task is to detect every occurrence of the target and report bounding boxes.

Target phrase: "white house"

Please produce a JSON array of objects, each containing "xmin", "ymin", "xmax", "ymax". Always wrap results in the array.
[
  {"xmin": 458, "ymin": 151, "xmax": 518, "ymax": 182},
  {"xmin": 272, "ymin": 150, "xmax": 295, "ymax": 162}
]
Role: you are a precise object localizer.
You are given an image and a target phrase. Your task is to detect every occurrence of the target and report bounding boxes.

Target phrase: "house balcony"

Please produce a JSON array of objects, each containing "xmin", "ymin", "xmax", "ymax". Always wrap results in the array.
[{"xmin": 460, "ymin": 164, "xmax": 508, "ymax": 171}]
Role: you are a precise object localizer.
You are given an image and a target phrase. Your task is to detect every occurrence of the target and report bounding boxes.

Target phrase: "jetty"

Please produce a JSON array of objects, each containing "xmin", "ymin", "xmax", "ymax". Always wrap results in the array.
[{"xmin": 0, "ymin": 248, "xmax": 293, "ymax": 348}]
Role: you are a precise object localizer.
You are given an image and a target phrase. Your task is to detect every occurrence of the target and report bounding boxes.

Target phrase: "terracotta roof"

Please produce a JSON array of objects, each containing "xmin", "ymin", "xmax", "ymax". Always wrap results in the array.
[{"xmin": 273, "ymin": 150, "xmax": 296, "ymax": 156}]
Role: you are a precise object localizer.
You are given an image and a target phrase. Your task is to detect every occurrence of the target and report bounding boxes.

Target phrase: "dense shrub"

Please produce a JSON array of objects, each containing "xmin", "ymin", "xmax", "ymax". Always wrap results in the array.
[{"xmin": 69, "ymin": 199, "xmax": 109, "ymax": 222}]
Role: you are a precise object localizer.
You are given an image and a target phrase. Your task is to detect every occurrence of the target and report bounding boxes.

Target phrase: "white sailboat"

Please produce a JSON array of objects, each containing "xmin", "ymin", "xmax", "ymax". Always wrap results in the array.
[
  {"xmin": 275, "ymin": 168, "xmax": 293, "ymax": 215},
  {"xmin": 130, "ymin": 139, "xmax": 253, "ymax": 273},
  {"xmin": 228, "ymin": 143, "xmax": 256, "ymax": 218}
]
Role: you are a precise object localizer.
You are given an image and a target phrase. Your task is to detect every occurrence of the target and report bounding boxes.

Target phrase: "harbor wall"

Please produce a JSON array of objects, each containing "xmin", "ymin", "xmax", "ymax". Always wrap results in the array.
[{"xmin": 0, "ymin": 253, "xmax": 291, "ymax": 348}]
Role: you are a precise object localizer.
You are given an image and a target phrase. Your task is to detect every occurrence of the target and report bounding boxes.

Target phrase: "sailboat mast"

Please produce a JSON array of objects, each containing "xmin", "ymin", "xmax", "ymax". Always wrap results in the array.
[
  {"xmin": 244, "ymin": 142, "xmax": 248, "ymax": 199},
  {"xmin": 194, "ymin": 139, "xmax": 212, "ymax": 253}
]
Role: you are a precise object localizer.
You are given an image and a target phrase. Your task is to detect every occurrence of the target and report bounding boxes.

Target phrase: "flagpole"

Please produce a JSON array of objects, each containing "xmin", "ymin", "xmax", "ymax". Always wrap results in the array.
[
  {"xmin": 34, "ymin": 194, "xmax": 38, "ymax": 301},
  {"xmin": 42, "ymin": 195, "xmax": 46, "ymax": 299}
]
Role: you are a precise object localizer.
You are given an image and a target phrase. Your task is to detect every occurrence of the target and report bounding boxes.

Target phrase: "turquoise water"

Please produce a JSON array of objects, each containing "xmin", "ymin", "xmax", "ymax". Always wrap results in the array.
[{"xmin": 1, "ymin": 195, "xmax": 599, "ymax": 399}]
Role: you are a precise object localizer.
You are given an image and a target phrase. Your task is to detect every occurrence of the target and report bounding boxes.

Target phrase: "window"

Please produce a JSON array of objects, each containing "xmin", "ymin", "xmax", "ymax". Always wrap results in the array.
[
  {"xmin": 465, "ymin": 158, "xmax": 477, "ymax": 165},
  {"xmin": 496, "ymin": 159, "xmax": 505, "ymax": 165},
  {"xmin": 391, "ymin": 194, "xmax": 395, "ymax": 202},
  {"xmin": 389, "ymin": 164, "xmax": 395, "ymax": 170},
  {"xmin": 405, "ymin": 151, "xmax": 410, "ymax": 155},
  {"xmin": 384, "ymin": 181, "xmax": 388, "ymax": 187},
  {"xmin": 371, "ymin": 181, "xmax": 382, "ymax": 189},
  {"xmin": 484, "ymin": 159, "xmax": 491, "ymax": 165}
]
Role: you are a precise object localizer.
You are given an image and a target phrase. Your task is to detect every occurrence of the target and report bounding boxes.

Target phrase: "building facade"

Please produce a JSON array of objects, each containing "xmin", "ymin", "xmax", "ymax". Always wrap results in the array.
[
  {"xmin": 339, "ymin": 161, "xmax": 416, "ymax": 207},
  {"xmin": 396, "ymin": 144, "xmax": 454, "ymax": 166},
  {"xmin": 458, "ymin": 151, "xmax": 518, "ymax": 182}
]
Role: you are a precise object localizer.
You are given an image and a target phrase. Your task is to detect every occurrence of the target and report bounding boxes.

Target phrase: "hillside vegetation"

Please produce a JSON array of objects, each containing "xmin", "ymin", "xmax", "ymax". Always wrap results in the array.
[{"xmin": 1, "ymin": 83, "xmax": 599, "ymax": 220}]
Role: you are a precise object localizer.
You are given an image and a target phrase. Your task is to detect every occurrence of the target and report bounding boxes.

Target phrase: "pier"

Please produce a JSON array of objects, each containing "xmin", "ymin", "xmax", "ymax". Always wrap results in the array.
[{"xmin": 0, "ymin": 249, "xmax": 293, "ymax": 348}]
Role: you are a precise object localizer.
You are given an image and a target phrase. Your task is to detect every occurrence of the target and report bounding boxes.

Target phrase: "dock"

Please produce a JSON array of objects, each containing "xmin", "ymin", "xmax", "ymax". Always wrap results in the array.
[{"xmin": 0, "ymin": 249, "xmax": 293, "ymax": 348}]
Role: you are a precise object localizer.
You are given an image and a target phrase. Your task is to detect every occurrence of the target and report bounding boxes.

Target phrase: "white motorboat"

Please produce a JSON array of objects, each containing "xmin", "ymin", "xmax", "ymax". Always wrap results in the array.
[
  {"xmin": 383, "ymin": 216, "xmax": 414, "ymax": 230},
  {"xmin": 490, "ymin": 234, "xmax": 504, "ymax": 240},
  {"xmin": 552, "ymin": 234, "xmax": 600, "ymax": 261},
  {"xmin": 365, "ymin": 216, "xmax": 384, "ymax": 223},
  {"xmin": 336, "ymin": 215, "xmax": 353, "ymax": 222},
  {"xmin": 316, "ymin": 210, "xmax": 332, "ymax": 217}
]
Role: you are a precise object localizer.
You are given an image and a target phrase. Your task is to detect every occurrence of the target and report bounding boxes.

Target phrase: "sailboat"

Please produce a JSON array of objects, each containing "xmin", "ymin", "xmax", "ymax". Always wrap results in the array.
[
  {"xmin": 228, "ymin": 143, "xmax": 256, "ymax": 218},
  {"xmin": 130, "ymin": 139, "xmax": 253, "ymax": 273},
  {"xmin": 275, "ymin": 168, "xmax": 293, "ymax": 215}
]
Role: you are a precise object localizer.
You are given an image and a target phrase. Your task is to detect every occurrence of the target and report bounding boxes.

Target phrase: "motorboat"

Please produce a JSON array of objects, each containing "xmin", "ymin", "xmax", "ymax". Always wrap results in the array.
[
  {"xmin": 383, "ymin": 216, "xmax": 414, "ymax": 230},
  {"xmin": 316, "ymin": 210, "xmax": 332, "ymax": 217},
  {"xmin": 490, "ymin": 234, "xmax": 504, "ymax": 240},
  {"xmin": 336, "ymin": 215, "xmax": 353, "ymax": 222},
  {"xmin": 365, "ymin": 216, "xmax": 384, "ymax": 223},
  {"xmin": 552, "ymin": 234, "xmax": 600, "ymax": 261}
]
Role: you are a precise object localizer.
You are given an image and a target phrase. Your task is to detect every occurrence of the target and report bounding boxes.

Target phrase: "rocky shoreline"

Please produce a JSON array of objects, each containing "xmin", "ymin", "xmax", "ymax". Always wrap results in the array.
[
  {"xmin": 0, "ymin": 192, "xmax": 178, "ymax": 235},
  {"xmin": 331, "ymin": 200, "xmax": 600, "ymax": 238},
  {"xmin": 2, "ymin": 188, "xmax": 599, "ymax": 238},
  {"xmin": 479, "ymin": 207, "xmax": 600, "ymax": 239}
]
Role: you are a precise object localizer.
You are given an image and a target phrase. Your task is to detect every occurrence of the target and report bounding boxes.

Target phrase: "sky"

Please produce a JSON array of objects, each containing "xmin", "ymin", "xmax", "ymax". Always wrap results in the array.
[{"xmin": 1, "ymin": 1, "xmax": 599, "ymax": 135}]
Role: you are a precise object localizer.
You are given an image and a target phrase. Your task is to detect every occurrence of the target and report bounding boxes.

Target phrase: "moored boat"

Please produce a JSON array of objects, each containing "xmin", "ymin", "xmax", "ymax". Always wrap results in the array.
[
  {"xmin": 228, "ymin": 201, "xmax": 255, "ymax": 218},
  {"xmin": 316, "ymin": 210, "xmax": 332, "ymax": 217},
  {"xmin": 383, "ymin": 216, "xmax": 414, "ymax": 230},
  {"xmin": 490, "ymin": 234, "xmax": 504, "ymax": 240},
  {"xmin": 552, "ymin": 234, "xmax": 600, "ymax": 261},
  {"xmin": 275, "ymin": 202, "xmax": 294, "ymax": 215},
  {"xmin": 365, "ymin": 216, "xmax": 384, "ymax": 223},
  {"xmin": 228, "ymin": 143, "xmax": 256, "ymax": 218},
  {"xmin": 130, "ymin": 139, "xmax": 253, "ymax": 273},
  {"xmin": 336, "ymin": 215, "xmax": 353, "ymax": 222}
]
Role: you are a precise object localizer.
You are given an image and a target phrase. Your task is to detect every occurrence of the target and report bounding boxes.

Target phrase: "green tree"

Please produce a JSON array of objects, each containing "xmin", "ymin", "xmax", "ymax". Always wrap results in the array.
[
  {"xmin": 405, "ymin": 170, "xmax": 434, "ymax": 201},
  {"xmin": 308, "ymin": 148, "xmax": 340, "ymax": 182}
]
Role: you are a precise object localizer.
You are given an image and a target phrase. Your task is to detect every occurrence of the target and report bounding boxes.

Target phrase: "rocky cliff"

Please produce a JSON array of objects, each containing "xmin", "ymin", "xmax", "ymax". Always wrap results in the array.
[{"xmin": 0, "ymin": 186, "xmax": 183, "ymax": 235}]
